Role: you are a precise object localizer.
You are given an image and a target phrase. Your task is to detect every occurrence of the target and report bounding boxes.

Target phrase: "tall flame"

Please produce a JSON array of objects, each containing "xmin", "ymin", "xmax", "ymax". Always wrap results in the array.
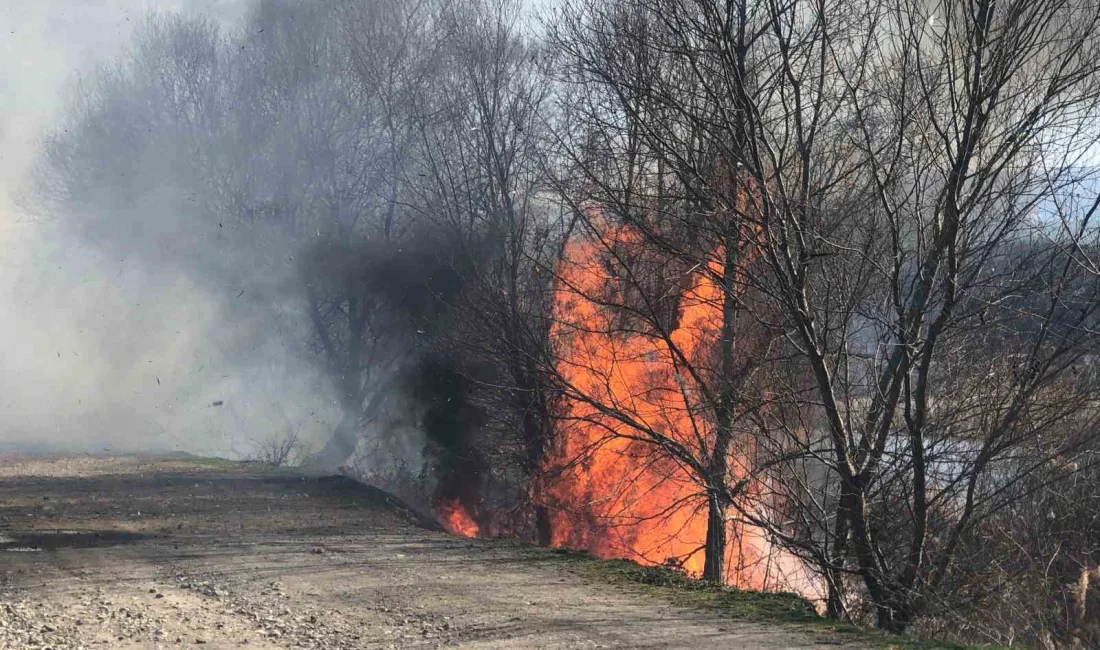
[
  {"xmin": 434, "ymin": 214, "xmax": 809, "ymax": 596},
  {"xmin": 540, "ymin": 220, "xmax": 781, "ymax": 588}
]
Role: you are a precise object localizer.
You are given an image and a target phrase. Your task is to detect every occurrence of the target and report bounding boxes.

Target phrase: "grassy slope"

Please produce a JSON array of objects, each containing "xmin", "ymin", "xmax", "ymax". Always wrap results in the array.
[{"xmin": 519, "ymin": 546, "xmax": 1009, "ymax": 650}]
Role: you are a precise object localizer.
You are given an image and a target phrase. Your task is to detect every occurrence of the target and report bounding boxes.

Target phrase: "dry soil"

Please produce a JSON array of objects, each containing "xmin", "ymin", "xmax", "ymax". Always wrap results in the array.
[{"xmin": 0, "ymin": 455, "xmax": 865, "ymax": 649}]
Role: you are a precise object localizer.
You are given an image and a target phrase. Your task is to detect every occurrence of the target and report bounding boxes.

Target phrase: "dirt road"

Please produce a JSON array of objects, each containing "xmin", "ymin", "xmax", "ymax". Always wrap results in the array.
[{"xmin": 0, "ymin": 456, "xmax": 861, "ymax": 649}]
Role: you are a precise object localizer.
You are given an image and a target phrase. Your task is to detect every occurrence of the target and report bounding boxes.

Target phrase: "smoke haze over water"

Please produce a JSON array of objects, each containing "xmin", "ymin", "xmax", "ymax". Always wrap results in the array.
[{"xmin": 0, "ymin": 0, "xmax": 346, "ymax": 457}]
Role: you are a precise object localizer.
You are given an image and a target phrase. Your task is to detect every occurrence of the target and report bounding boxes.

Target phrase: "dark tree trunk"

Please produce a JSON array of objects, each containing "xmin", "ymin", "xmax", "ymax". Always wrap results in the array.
[
  {"xmin": 534, "ymin": 504, "xmax": 552, "ymax": 547},
  {"xmin": 701, "ymin": 225, "xmax": 742, "ymax": 584},
  {"xmin": 514, "ymin": 353, "xmax": 554, "ymax": 546},
  {"xmin": 522, "ymin": 404, "xmax": 553, "ymax": 547},
  {"xmin": 826, "ymin": 499, "xmax": 851, "ymax": 620},
  {"xmin": 841, "ymin": 481, "xmax": 909, "ymax": 634},
  {"xmin": 523, "ymin": 409, "xmax": 554, "ymax": 546},
  {"xmin": 304, "ymin": 287, "xmax": 369, "ymax": 474},
  {"xmin": 825, "ymin": 572, "xmax": 845, "ymax": 621},
  {"xmin": 702, "ymin": 492, "xmax": 727, "ymax": 582}
]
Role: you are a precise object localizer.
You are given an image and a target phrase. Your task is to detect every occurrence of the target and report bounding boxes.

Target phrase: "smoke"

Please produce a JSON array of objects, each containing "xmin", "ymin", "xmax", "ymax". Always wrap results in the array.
[
  {"xmin": 409, "ymin": 357, "xmax": 489, "ymax": 511},
  {"xmin": 0, "ymin": 0, "xmax": 509, "ymax": 533},
  {"xmin": 296, "ymin": 227, "xmax": 489, "ymax": 503},
  {"xmin": 0, "ymin": 0, "xmax": 345, "ymax": 457}
]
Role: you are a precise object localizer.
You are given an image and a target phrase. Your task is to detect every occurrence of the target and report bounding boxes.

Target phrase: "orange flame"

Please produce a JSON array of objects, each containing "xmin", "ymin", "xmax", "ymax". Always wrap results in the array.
[
  {"xmin": 437, "ymin": 498, "xmax": 481, "ymax": 537},
  {"xmin": 540, "ymin": 219, "xmax": 787, "ymax": 588}
]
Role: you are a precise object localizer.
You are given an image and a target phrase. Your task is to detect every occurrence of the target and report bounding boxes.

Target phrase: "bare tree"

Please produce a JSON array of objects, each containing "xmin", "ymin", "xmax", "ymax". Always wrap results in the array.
[
  {"xmin": 735, "ymin": 0, "xmax": 1100, "ymax": 632},
  {"xmin": 250, "ymin": 424, "xmax": 305, "ymax": 467},
  {"xmin": 544, "ymin": 0, "xmax": 785, "ymax": 582},
  {"xmin": 213, "ymin": 0, "xmax": 442, "ymax": 470},
  {"xmin": 550, "ymin": 0, "xmax": 1100, "ymax": 633},
  {"xmin": 401, "ymin": 0, "xmax": 563, "ymax": 542}
]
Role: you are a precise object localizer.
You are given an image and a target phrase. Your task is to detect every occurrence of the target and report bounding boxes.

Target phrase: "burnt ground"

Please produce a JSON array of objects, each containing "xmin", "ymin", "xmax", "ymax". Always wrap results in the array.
[{"xmin": 0, "ymin": 455, "xmax": 866, "ymax": 649}]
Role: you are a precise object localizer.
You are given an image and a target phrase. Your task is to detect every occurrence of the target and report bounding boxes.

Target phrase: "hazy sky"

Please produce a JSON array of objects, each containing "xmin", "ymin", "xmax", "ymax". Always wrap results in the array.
[
  {"xmin": 1, "ymin": 0, "xmax": 250, "ymax": 210},
  {"xmin": 0, "ymin": 0, "xmax": 334, "ymax": 456}
]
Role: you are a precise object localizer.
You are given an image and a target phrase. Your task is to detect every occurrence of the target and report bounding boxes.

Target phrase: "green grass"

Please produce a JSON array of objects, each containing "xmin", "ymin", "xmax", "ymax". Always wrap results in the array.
[
  {"xmin": 523, "ymin": 547, "xmax": 1006, "ymax": 650},
  {"xmin": 585, "ymin": 556, "xmax": 820, "ymax": 622}
]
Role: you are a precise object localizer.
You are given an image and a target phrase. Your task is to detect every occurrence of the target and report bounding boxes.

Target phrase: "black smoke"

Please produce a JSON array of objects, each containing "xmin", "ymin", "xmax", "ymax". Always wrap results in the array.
[
  {"xmin": 406, "ymin": 356, "xmax": 489, "ymax": 516},
  {"xmin": 300, "ymin": 225, "xmax": 494, "ymax": 524}
]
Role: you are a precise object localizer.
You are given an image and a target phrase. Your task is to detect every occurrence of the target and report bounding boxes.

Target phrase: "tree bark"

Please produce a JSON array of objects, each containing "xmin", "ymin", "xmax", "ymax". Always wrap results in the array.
[
  {"xmin": 534, "ymin": 504, "xmax": 553, "ymax": 547},
  {"xmin": 702, "ymin": 209, "xmax": 742, "ymax": 584},
  {"xmin": 825, "ymin": 571, "xmax": 845, "ymax": 621},
  {"xmin": 702, "ymin": 491, "xmax": 728, "ymax": 582},
  {"xmin": 522, "ymin": 398, "xmax": 554, "ymax": 546},
  {"xmin": 826, "ymin": 495, "xmax": 852, "ymax": 620},
  {"xmin": 842, "ymin": 482, "xmax": 908, "ymax": 634}
]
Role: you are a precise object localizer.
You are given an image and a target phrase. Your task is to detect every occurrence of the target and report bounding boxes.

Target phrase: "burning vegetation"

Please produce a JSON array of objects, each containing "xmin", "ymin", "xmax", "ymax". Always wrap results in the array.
[
  {"xmin": 433, "ymin": 217, "xmax": 786, "ymax": 586},
  {"xmin": 435, "ymin": 497, "xmax": 482, "ymax": 537},
  {"xmin": 539, "ymin": 220, "xmax": 781, "ymax": 587}
]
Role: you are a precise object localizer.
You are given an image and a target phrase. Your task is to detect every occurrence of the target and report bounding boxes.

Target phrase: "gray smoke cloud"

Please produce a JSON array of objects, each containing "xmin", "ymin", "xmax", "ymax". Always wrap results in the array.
[{"xmin": 0, "ymin": 0, "xmax": 344, "ymax": 457}]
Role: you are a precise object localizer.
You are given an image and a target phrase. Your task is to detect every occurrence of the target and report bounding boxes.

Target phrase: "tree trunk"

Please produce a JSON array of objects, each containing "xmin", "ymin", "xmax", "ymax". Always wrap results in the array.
[
  {"xmin": 842, "ymin": 482, "xmax": 909, "ymax": 634},
  {"xmin": 702, "ymin": 491, "xmax": 727, "ymax": 582},
  {"xmin": 826, "ymin": 498, "xmax": 851, "ymax": 620},
  {"xmin": 534, "ymin": 504, "xmax": 552, "ymax": 547},
  {"xmin": 514, "ymin": 356, "xmax": 553, "ymax": 546},
  {"xmin": 524, "ymin": 406, "xmax": 553, "ymax": 547},
  {"xmin": 702, "ymin": 217, "xmax": 741, "ymax": 584},
  {"xmin": 825, "ymin": 572, "xmax": 845, "ymax": 621}
]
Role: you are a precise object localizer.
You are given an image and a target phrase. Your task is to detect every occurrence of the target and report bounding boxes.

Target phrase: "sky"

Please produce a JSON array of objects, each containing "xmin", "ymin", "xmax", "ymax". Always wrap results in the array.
[
  {"xmin": 1, "ymin": 1, "xmax": 249, "ymax": 198},
  {"xmin": 0, "ymin": 0, "xmax": 339, "ymax": 456}
]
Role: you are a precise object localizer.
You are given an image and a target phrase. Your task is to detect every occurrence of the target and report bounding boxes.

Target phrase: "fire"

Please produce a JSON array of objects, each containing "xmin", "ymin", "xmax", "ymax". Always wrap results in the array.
[
  {"xmin": 540, "ymin": 219, "xmax": 783, "ymax": 588},
  {"xmin": 436, "ymin": 497, "xmax": 481, "ymax": 537},
  {"xmin": 431, "ymin": 210, "xmax": 809, "ymax": 595}
]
